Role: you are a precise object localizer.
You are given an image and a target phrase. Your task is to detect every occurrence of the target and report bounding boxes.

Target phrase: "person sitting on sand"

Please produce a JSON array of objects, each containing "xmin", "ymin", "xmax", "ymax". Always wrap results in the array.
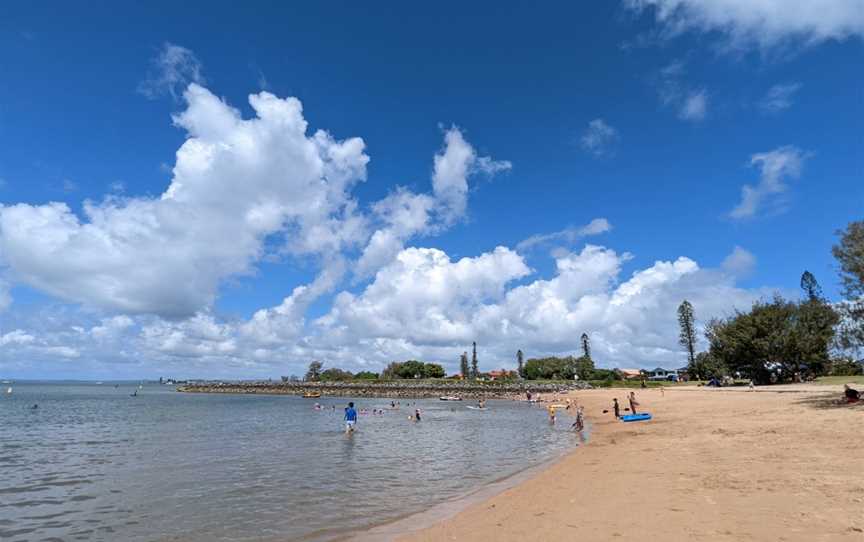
[
  {"xmin": 344, "ymin": 402, "xmax": 358, "ymax": 434},
  {"xmin": 613, "ymin": 398, "xmax": 620, "ymax": 419},
  {"xmin": 629, "ymin": 392, "xmax": 639, "ymax": 415},
  {"xmin": 844, "ymin": 384, "xmax": 860, "ymax": 403}
]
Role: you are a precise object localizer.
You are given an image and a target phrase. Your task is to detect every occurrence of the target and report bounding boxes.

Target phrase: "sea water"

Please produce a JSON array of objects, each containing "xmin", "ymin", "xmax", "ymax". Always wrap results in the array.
[{"xmin": 0, "ymin": 382, "xmax": 580, "ymax": 541}]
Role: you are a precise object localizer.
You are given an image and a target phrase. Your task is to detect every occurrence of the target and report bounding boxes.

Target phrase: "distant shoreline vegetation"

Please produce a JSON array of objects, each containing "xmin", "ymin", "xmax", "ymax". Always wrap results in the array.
[{"xmin": 276, "ymin": 354, "xmax": 622, "ymax": 385}]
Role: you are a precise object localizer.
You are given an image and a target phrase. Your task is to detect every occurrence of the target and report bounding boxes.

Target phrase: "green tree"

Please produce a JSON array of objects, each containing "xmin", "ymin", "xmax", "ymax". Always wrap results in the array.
[
  {"xmin": 829, "ymin": 357, "xmax": 863, "ymax": 376},
  {"xmin": 471, "ymin": 342, "xmax": 479, "ymax": 379},
  {"xmin": 320, "ymin": 368, "xmax": 353, "ymax": 381},
  {"xmin": 381, "ymin": 362, "xmax": 403, "ymax": 380},
  {"xmin": 460, "ymin": 352, "xmax": 469, "ymax": 379},
  {"xmin": 354, "ymin": 371, "xmax": 379, "ymax": 380},
  {"xmin": 800, "ymin": 270, "xmax": 823, "ymax": 302},
  {"xmin": 678, "ymin": 300, "xmax": 697, "ymax": 366},
  {"xmin": 397, "ymin": 360, "xmax": 426, "ymax": 379},
  {"xmin": 580, "ymin": 333, "xmax": 591, "ymax": 359},
  {"xmin": 516, "ymin": 350, "xmax": 524, "ymax": 378},
  {"xmin": 574, "ymin": 355, "xmax": 594, "ymax": 380},
  {"xmin": 304, "ymin": 360, "xmax": 323, "ymax": 382},
  {"xmin": 687, "ymin": 351, "xmax": 724, "ymax": 380},
  {"xmin": 832, "ymin": 221, "xmax": 864, "ymax": 349},
  {"xmin": 706, "ymin": 295, "xmax": 838, "ymax": 384},
  {"xmin": 523, "ymin": 356, "xmax": 579, "ymax": 380},
  {"xmin": 423, "ymin": 363, "xmax": 446, "ymax": 378}
]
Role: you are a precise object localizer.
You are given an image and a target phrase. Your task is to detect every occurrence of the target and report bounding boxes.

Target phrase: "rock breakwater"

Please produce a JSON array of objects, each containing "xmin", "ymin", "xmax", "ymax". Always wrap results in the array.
[{"xmin": 177, "ymin": 380, "xmax": 589, "ymax": 399}]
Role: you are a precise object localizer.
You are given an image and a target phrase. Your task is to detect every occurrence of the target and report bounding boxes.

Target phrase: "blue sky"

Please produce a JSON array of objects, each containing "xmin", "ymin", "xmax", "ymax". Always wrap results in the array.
[{"xmin": 0, "ymin": 1, "xmax": 862, "ymax": 379}]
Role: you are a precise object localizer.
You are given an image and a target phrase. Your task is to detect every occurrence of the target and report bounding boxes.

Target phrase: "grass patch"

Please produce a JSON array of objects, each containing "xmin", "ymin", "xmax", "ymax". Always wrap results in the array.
[{"xmin": 814, "ymin": 375, "xmax": 864, "ymax": 386}]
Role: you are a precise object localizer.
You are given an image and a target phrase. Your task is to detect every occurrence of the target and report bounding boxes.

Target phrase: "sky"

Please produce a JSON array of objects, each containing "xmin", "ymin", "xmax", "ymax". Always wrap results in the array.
[{"xmin": 0, "ymin": 0, "xmax": 862, "ymax": 379}]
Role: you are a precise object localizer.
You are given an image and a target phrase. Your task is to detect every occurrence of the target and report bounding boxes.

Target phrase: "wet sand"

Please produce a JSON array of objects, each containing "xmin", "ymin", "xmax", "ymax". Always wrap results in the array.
[{"xmin": 395, "ymin": 385, "xmax": 864, "ymax": 541}]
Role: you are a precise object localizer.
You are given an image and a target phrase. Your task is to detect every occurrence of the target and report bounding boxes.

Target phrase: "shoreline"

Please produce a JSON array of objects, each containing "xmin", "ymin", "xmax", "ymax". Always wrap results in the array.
[
  {"xmin": 341, "ymin": 425, "xmax": 589, "ymax": 542},
  {"xmin": 390, "ymin": 384, "xmax": 863, "ymax": 542}
]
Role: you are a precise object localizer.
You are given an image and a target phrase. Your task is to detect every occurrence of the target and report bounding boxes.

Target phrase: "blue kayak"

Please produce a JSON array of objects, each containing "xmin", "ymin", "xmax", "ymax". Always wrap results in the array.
[{"xmin": 621, "ymin": 413, "xmax": 652, "ymax": 422}]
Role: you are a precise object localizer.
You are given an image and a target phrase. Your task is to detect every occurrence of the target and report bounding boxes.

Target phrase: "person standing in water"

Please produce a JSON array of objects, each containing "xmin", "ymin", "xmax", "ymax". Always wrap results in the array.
[
  {"xmin": 629, "ymin": 391, "xmax": 639, "ymax": 414},
  {"xmin": 414, "ymin": 408, "xmax": 421, "ymax": 422},
  {"xmin": 344, "ymin": 402, "xmax": 358, "ymax": 434},
  {"xmin": 572, "ymin": 406, "xmax": 584, "ymax": 432},
  {"xmin": 613, "ymin": 398, "xmax": 620, "ymax": 419},
  {"xmin": 547, "ymin": 404, "xmax": 556, "ymax": 424}
]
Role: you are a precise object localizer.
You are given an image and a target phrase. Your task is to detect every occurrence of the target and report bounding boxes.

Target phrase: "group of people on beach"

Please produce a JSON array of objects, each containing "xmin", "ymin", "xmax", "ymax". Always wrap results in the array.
[{"xmin": 610, "ymin": 391, "xmax": 640, "ymax": 418}]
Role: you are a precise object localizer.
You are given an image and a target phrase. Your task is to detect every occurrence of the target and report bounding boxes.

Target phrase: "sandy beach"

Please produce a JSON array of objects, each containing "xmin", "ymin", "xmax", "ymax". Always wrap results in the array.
[{"xmin": 394, "ymin": 385, "xmax": 863, "ymax": 542}]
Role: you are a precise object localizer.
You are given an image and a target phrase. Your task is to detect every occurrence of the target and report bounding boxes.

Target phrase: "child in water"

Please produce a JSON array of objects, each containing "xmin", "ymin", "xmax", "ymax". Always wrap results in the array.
[
  {"xmin": 414, "ymin": 408, "xmax": 422, "ymax": 422},
  {"xmin": 571, "ymin": 406, "xmax": 584, "ymax": 432},
  {"xmin": 547, "ymin": 404, "xmax": 556, "ymax": 424}
]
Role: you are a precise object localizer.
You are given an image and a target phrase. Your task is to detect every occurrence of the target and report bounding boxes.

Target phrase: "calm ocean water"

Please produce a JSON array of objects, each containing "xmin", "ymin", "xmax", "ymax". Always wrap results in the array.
[{"xmin": 1, "ymin": 382, "xmax": 581, "ymax": 541}]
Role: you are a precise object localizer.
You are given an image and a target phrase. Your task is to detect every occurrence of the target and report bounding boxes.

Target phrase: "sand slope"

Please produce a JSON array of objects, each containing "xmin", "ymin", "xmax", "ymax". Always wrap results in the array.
[{"xmin": 398, "ymin": 386, "xmax": 863, "ymax": 542}]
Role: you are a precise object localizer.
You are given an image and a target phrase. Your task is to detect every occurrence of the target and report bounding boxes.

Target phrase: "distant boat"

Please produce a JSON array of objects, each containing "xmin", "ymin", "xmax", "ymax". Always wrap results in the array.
[
  {"xmin": 439, "ymin": 395, "xmax": 462, "ymax": 401},
  {"xmin": 5, "ymin": 387, "xmax": 12, "ymax": 395},
  {"xmin": 302, "ymin": 392, "xmax": 321, "ymax": 398}
]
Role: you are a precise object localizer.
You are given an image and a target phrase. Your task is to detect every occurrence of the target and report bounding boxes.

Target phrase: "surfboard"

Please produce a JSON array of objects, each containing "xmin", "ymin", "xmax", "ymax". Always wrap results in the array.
[{"xmin": 620, "ymin": 413, "xmax": 652, "ymax": 422}]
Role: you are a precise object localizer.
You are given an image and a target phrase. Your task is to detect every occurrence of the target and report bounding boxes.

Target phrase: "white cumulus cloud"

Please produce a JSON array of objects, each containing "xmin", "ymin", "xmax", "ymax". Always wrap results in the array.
[
  {"xmin": 722, "ymin": 246, "xmax": 757, "ymax": 277},
  {"xmin": 355, "ymin": 127, "xmax": 511, "ymax": 278},
  {"xmin": 0, "ymin": 84, "xmax": 369, "ymax": 318}
]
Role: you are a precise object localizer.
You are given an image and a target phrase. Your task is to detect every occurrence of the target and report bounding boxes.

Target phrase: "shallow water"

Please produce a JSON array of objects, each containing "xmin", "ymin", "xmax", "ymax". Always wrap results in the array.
[{"xmin": 1, "ymin": 382, "xmax": 580, "ymax": 541}]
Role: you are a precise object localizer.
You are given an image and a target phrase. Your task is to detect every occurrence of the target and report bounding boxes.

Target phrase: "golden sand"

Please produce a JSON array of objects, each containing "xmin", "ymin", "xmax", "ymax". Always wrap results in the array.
[{"xmin": 397, "ymin": 385, "xmax": 863, "ymax": 542}]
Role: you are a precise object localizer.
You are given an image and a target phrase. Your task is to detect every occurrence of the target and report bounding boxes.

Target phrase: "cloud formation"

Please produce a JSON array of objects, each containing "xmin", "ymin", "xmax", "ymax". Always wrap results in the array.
[
  {"xmin": 625, "ymin": 0, "xmax": 864, "ymax": 50},
  {"xmin": 580, "ymin": 119, "xmax": 620, "ymax": 157},
  {"xmin": 729, "ymin": 146, "xmax": 806, "ymax": 220},
  {"xmin": 355, "ymin": 127, "xmax": 511, "ymax": 278},
  {"xmin": 0, "ymin": 84, "xmax": 370, "ymax": 317},
  {"xmin": 759, "ymin": 82, "xmax": 802, "ymax": 114},
  {"xmin": 722, "ymin": 246, "xmax": 756, "ymax": 277},
  {"xmin": 656, "ymin": 61, "xmax": 709, "ymax": 122},
  {"xmin": 138, "ymin": 43, "xmax": 205, "ymax": 100},
  {"xmin": 516, "ymin": 218, "xmax": 612, "ymax": 252},
  {"xmin": 0, "ymin": 242, "xmax": 769, "ymax": 376}
]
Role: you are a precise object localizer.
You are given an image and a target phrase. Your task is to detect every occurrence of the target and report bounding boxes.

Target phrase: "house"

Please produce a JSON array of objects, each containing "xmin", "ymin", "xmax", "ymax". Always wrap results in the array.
[
  {"xmin": 644, "ymin": 367, "xmax": 683, "ymax": 381},
  {"xmin": 616, "ymin": 368, "xmax": 642, "ymax": 380},
  {"xmin": 487, "ymin": 369, "xmax": 517, "ymax": 380}
]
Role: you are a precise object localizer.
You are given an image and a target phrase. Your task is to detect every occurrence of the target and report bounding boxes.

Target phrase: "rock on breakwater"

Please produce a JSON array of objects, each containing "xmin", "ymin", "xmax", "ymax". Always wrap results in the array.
[{"xmin": 177, "ymin": 380, "xmax": 590, "ymax": 399}]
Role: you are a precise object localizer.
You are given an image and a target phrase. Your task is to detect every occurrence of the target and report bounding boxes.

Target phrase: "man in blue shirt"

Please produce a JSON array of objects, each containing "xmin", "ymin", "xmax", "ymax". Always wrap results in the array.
[{"xmin": 344, "ymin": 402, "xmax": 358, "ymax": 434}]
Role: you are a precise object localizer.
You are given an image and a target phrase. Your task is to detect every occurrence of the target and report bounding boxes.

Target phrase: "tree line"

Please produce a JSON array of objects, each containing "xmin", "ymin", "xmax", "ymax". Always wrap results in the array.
[{"xmin": 677, "ymin": 221, "xmax": 863, "ymax": 383}]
